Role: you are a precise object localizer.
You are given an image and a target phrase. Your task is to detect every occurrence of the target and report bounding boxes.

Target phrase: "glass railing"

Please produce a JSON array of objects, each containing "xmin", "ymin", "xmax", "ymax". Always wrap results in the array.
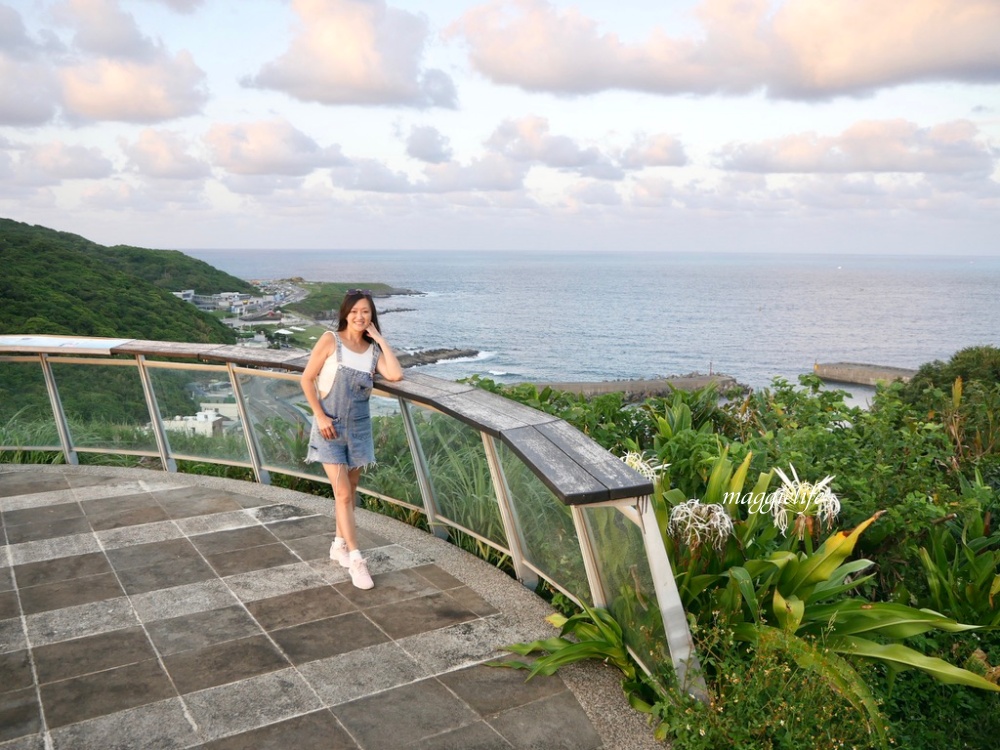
[{"xmin": 0, "ymin": 334, "xmax": 703, "ymax": 696}]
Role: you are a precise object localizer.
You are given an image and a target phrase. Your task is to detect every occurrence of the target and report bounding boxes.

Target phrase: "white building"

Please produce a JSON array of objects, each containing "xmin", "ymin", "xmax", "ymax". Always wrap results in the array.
[{"xmin": 162, "ymin": 409, "xmax": 225, "ymax": 438}]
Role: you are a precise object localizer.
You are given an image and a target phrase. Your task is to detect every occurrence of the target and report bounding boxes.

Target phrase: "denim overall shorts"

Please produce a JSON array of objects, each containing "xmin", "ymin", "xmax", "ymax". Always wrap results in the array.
[{"xmin": 305, "ymin": 334, "xmax": 382, "ymax": 469}]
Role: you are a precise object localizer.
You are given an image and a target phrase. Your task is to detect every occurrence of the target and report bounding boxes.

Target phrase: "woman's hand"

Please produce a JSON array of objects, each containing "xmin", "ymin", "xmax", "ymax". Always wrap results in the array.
[
  {"xmin": 365, "ymin": 324, "xmax": 385, "ymax": 344},
  {"xmin": 316, "ymin": 413, "xmax": 337, "ymax": 440}
]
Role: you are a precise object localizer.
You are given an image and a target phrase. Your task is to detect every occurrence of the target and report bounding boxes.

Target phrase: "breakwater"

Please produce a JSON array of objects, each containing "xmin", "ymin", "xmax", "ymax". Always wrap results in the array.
[{"xmin": 813, "ymin": 362, "xmax": 916, "ymax": 386}]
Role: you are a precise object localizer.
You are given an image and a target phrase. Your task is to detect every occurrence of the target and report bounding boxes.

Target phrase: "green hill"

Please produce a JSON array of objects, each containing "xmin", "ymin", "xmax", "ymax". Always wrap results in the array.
[{"xmin": 0, "ymin": 218, "xmax": 250, "ymax": 344}]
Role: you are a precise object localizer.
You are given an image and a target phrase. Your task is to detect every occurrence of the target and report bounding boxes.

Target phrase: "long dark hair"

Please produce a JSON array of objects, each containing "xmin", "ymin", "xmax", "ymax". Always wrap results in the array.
[{"xmin": 336, "ymin": 290, "xmax": 380, "ymax": 342}]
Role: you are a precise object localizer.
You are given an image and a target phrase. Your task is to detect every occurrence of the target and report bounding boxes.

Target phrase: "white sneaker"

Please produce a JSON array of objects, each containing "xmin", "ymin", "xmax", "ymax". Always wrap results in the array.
[
  {"xmin": 349, "ymin": 557, "xmax": 374, "ymax": 590},
  {"xmin": 329, "ymin": 538, "xmax": 350, "ymax": 568}
]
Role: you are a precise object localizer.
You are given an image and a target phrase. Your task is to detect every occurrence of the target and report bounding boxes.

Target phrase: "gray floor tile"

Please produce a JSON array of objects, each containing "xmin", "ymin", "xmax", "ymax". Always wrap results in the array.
[
  {"xmin": 412, "ymin": 564, "xmax": 465, "ymax": 590},
  {"xmin": 0, "ymin": 590, "xmax": 18, "ymax": 620},
  {"xmin": 438, "ymin": 660, "xmax": 567, "ymax": 717},
  {"xmin": 489, "ymin": 691, "xmax": 603, "ymax": 750},
  {"xmin": 264, "ymin": 515, "xmax": 337, "ymax": 540},
  {"xmin": 332, "ymin": 678, "xmax": 480, "ymax": 749},
  {"xmin": 0, "ymin": 474, "xmax": 70, "ymax": 498},
  {"xmin": 2, "ymin": 501, "xmax": 81, "ymax": 526},
  {"xmin": 129, "ymin": 579, "xmax": 239, "ymax": 623},
  {"xmin": 184, "ymin": 668, "xmax": 323, "ymax": 743},
  {"xmin": 284, "ymin": 533, "xmax": 337, "ymax": 561},
  {"xmin": 87, "ymin": 504, "xmax": 171, "ymax": 531},
  {"xmin": 79, "ymin": 491, "xmax": 158, "ymax": 516},
  {"xmin": 5, "ymin": 516, "xmax": 92, "ymax": 545},
  {"xmin": 442, "ymin": 586, "xmax": 500, "ymax": 617},
  {"xmin": 364, "ymin": 591, "xmax": 479, "ymax": 639},
  {"xmin": 146, "ymin": 604, "xmax": 263, "ymax": 656},
  {"xmin": 0, "ymin": 617, "xmax": 27, "ymax": 654},
  {"xmin": 298, "ymin": 641, "xmax": 429, "ymax": 706},
  {"xmin": 334, "ymin": 567, "xmax": 441, "ymax": 608},
  {"xmin": 8, "ymin": 532, "xmax": 101, "ymax": 565},
  {"xmin": 223, "ymin": 562, "xmax": 330, "ymax": 602},
  {"xmin": 196, "ymin": 709, "xmax": 357, "ymax": 750},
  {"xmin": 105, "ymin": 537, "xmax": 202, "ymax": 572},
  {"xmin": 163, "ymin": 634, "xmax": 291, "ymax": 694},
  {"xmin": 188, "ymin": 525, "xmax": 280, "ymax": 557},
  {"xmin": 271, "ymin": 612, "xmax": 389, "ymax": 665},
  {"xmin": 32, "ymin": 625, "xmax": 156, "ymax": 683},
  {"xmin": 204, "ymin": 542, "xmax": 299, "ymax": 577},
  {"xmin": 405, "ymin": 720, "xmax": 513, "ymax": 750},
  {"xmin": 47, "ymin": 697, "xmax": 198, "ymax": 750},
  {"xmin": 252, "ymin": 504, "xmax": 316, "ymax": 522},
  {"xmin": 12, "ymin": 552, "xmax": 112, "ymax": 588},
  {"xmin": 117, "ymin": 554, "xmax": 217, "ymax": 596},
  {"xmin": 0, "ymin": 687, "xmax": 41, "ymax": 743},
  {"xmin": 18, "ymin": 572, "xmax": 124, "ymax": 615},
  {"xmin": 246, "ymin": 584, "xmax": 356, "ymax": 631},
  {"xmin": 95, "ymin": 519, "xmax": 185, "ymax": 549},
  {"xmin": 40, "ymin": 658, "xmax": 177, "ymax": 729},
  {"xmin": 0, "ymin": 650, "xmax": 33, "ymax": 694},
  {"xmin": 25, "ymin": 597, "xmax": 138, "ymax": 647}
]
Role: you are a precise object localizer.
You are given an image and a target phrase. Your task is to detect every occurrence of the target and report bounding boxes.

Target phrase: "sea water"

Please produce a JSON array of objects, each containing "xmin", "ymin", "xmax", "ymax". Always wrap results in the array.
[{"xmin": 185, "ymin": 250, "xmax": 1000, "ymax": 393}]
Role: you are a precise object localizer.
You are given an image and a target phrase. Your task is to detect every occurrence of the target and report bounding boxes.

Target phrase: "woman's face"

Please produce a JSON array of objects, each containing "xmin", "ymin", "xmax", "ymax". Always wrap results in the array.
[{"xmin": 347, "ymin": 298, "xmax": 372, "ymax": 331}]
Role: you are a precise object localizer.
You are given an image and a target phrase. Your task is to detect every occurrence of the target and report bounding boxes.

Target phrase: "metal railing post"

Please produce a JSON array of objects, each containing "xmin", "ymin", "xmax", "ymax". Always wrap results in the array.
[
  {"xmin": 227, "ymin": 363, "xmax": 270, "ymax": 484},
  {"xmin": 571, "ymin": 505, "xmax": 608, "ymax": 608},
  {"xmin": 135, "ymin": 355, "xmax": 176, "ymax": 473},
  {"xmin": 638, "ymin": 496, "xmax": 708, "ymax": 701},
  {"xmin": 481, "ymin": 433, "xmax": 537, "ymax": 590},
  {"xmin": 38, "ymin": 353, "xmax": 77, "ymax": 465},
  {"xmin": 399, "ymin": 399, "xmax": 448, "ymax": 540}
]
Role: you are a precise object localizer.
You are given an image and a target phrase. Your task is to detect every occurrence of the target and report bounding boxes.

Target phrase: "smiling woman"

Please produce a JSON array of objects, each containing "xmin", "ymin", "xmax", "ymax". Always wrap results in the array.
[{"xmin": 0, "ymin": 0, "xmax": 997, "ymax": 254}]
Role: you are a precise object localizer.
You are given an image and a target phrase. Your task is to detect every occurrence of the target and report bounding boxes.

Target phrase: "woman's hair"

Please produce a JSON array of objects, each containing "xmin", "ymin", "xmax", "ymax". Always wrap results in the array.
[{"xmin": 336, "ymin": 290, "xmax": 381, "ymax": 342}]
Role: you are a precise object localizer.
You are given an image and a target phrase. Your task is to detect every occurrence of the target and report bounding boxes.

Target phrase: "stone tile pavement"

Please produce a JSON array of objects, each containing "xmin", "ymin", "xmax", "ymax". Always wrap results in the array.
[{"xmin": 0, "ymin": 465, "xmax": 659, "ymax": 750}]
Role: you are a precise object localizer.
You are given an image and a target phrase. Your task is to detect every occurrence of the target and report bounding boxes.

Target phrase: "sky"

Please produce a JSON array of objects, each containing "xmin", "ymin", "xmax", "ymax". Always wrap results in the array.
[{"xmin": 1, "ymin": 0, "xmax": 999, "ymax": 254}]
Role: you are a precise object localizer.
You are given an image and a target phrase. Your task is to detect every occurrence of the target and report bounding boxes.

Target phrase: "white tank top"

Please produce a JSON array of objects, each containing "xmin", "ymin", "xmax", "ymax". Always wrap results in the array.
[{"xmin": 317, "ymin": 336, "xmax": 374, "ymax": 397}]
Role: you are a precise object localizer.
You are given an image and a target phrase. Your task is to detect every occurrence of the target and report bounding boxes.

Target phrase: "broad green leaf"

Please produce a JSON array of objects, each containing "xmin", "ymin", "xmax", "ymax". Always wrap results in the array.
[
  {"xmin": 784, "ymin": 512, "xmax": 883, "ymax": 595},
  {"xmin": 829, "ymin": 636, "xmax": 1000, "ymax": 692},
  {"xmin": 773, "ymin": 589, "xmax": 804, "ymax": 632}
]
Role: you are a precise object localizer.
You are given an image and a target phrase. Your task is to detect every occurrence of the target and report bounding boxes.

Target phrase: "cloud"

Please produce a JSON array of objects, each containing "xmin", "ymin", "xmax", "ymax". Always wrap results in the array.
[
  {"xmin": 717, "ymin": 119, "xmax": 997, "ymax": 175},
  {"xmin": 486, "ymin": 116, "xmax": 623, "ymax": 178},
  {"xmin": 52, "ymin": 0, "xmax": 152, "ymax": 59},
  {"xmin": 121, "ymin": 128, "xmax": 209, "ymax": 179},
  {"xmin": 449, "ymin": 0, "xmax": 1000, "ymax": 99},
  {"xmin": 148, "ymin": 0, "xmax": 204, "ymax": 13},
  {"xmin": 332, "ymin": 153, "xmax": 528, "ymax": 193},
  {"xmin": 0, "ymin": 5, "xmax": 61, "ymax": 124},
  {"xmin": 0, "ymin": 138, "xmax": 113, "ymax": 187},
  {"xmin": 0, "ymin": 0, "xmax": 208, "ymax": 124},
  {"xmin": 244, "ymin": 0, "xmax": 457, "ymax": 108},
  {"xmin": 620, "ymin": 133, "xmax": 688, "ymax": 168},
  {"xmin": 205, "ymin": 119, "xmax": 348, "ymax": 177},
  {"xmin": 406, "ymin": 125, "xmax": 453, "ymax": 163},
  {"xmin": 60, "ymin": 51, "xmax": 207, "ymax": 122},
  {"xmin": 567, "ymin": 180, "xmax": 622, "ymax": 206}
]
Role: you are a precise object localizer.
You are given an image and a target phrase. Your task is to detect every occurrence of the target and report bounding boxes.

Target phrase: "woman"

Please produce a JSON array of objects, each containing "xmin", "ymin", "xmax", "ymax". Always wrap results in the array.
[{"xmin": 301, "ymin": 289, "xmax": 403, "ymax": 589}]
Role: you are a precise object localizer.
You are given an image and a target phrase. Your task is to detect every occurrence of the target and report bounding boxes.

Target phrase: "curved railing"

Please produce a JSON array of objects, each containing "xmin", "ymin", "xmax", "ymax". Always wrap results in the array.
[{"xmin": 0, "ymin": 333, "xmax": 702, "ymax": 695}]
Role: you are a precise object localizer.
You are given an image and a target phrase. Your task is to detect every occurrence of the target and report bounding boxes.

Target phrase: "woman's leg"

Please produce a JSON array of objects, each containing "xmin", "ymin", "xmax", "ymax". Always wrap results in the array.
[{"xmin": 323, "ymin": 463, "xmax": 363, "ymax": 551}]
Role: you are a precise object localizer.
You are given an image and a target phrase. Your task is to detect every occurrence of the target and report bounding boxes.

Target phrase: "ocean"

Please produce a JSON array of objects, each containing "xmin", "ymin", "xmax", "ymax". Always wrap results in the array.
[{"xmin": 186, "ymin": 249, "xmax": 1000, "ymax": 394}]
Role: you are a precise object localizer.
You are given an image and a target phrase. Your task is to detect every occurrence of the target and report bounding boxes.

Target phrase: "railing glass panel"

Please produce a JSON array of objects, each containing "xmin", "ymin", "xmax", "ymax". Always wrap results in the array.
[
  {"xmin": 0, "ymin": 359, "xmax": 60, "ymax": 450},
  {"xmin": 363, "ymin": 395, "xmax": 424, "ymax": 508},
  {"xmin": 147, "ymin": 363, "xmax": 253, "ymax": 465},
  {"xmin": 408, "ymin": 403, "xmax": 508, "ymax": 549},
  {"xmin": 497, "ymin": 440, "xmax": 589, "ymax": 601},
  {"xmin": 584, "ymin": 505, "xmax": 672, "ymax": 683},
  {"xmin": 51, "ymin": 360, "xmax": 158, "ymax": 453},
  {"xmin": 235, "ymin": 370, "xmax": 318, "ymax": 477}
]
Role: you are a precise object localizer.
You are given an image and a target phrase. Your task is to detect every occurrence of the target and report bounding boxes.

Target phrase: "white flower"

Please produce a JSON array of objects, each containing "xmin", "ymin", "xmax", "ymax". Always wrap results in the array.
[
  {"xmin": 668, "ymin": 498, "xmax": 734, "ymax": 552},
  {"xmin": 621, "ymin": 451, "xmax": 664, "ymax": 482},
  {"xmin": 771, "ymin": 465, "xmax": 840, "ymax": 538}
]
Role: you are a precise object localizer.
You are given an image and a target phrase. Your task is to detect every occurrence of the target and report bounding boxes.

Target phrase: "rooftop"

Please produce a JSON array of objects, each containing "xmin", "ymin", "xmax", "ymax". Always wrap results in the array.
[{"xmin": 0, "ymin": 465, "xmax": 657, "ymax": 750}]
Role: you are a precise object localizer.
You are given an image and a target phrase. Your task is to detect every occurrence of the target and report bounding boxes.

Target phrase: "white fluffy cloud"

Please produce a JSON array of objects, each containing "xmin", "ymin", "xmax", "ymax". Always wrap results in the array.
[
  {"xmin": 620, "ymin": 133, "xmax": 688, "ymax": 169},
  {"xmin": 0, "ymin": 139, "xmax": 112, "ymax": 187},
  {"xmin": 717, "ymin": 119, "xmax": 996, "ymax": 175},
  {"xmin": 449, "ymin": 0, "xmax": 1000, "ymax": 99},
  {"xmin": 244, "ymin": 0, "xmax": 456, "ymax": 108},
  {"xmin": 332, "ymin": 153, "xmax": 528, "ymax": 193},
  {"xmin": 121, "ymin": 128, "xmax": 209, "ymax": 179},
  {"xmin": 204, "ymin": 119, "xmax": 347, "ymax": 177},
  {"xmin": 0, "ymin": 0, "xmax": 207, "ymax": 125},
  {"xmin": 486, "ymin": 116, "xmax": 623, "ymax": 178},
  {"xmin": 406, "ymin": 125, "xmax": 453, "ymax": 164}
]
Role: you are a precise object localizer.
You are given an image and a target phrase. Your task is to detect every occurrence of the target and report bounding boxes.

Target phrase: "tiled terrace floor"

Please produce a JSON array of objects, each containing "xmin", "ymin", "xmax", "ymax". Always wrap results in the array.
[{"xmin": 0, "ymin": 465, "xmax": 656, "ymax": 750}]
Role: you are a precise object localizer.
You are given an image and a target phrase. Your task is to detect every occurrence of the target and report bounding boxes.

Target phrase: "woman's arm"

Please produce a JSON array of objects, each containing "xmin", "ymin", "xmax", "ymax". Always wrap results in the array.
[
  {"xmin": 367, "ymin": 325, "xmax": 403, "ymax": 382},
  {"xmin": 301, "ymin": 331, "xmax": 337, "ymax": 438}
]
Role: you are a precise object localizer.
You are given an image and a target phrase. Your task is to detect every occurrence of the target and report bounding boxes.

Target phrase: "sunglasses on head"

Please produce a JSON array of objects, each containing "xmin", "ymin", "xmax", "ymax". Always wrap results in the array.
[{"xmin": 347, "ymin": 289, "xmax": 372, "ymax": 297}]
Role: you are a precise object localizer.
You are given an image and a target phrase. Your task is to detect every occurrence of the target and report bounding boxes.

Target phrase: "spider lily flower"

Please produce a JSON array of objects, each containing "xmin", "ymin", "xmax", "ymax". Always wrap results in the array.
[
  {"xmin": 771, "ymin": 465, "xmax": 841, "ymax": 538},
  {"xmin": 668, "ymin": 498, "xmax": 734, "ymax": 552},
  {"xmin": 621, "ymin": 451, "xmax": 664, "ymax": 483}
]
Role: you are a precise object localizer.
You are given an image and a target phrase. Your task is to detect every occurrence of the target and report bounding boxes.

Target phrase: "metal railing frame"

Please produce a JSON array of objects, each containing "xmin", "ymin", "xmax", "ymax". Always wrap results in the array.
[{"xmin": 0, "ymin": 336, "xmax": 702, "ymax": 699}]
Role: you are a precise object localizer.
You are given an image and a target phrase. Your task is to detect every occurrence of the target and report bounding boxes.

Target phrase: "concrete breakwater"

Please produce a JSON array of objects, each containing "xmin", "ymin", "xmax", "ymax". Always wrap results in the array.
[{"xmin": 814, "ymin": 362, "xmax": 917, "ymax": 386}]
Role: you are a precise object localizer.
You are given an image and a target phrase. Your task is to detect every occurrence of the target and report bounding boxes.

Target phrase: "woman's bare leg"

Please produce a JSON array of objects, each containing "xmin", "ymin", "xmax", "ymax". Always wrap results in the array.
[{"xmin": 324, "ymin": 463, "xmax": 363, "ymax": 551}]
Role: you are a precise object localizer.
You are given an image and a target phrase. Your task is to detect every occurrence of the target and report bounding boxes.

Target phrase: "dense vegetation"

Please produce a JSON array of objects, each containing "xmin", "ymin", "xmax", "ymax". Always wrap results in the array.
[
  {"xmin": 0, "ymin": 217, "xmax": 248, "ymax": 342},
  {"xmin": 283, "ymin": 280, "xmax": 397, "ymax": 319},
  {"xmin": 477, "ymin": 346, "xmax": 1000, "ymax": 749}
]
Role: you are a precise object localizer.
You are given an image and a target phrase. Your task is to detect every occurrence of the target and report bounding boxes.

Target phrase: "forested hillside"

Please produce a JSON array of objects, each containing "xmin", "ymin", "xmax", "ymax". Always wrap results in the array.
[{"xmin": 0, "ymin": 218, "xmax": 246, "ymax": 343}]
